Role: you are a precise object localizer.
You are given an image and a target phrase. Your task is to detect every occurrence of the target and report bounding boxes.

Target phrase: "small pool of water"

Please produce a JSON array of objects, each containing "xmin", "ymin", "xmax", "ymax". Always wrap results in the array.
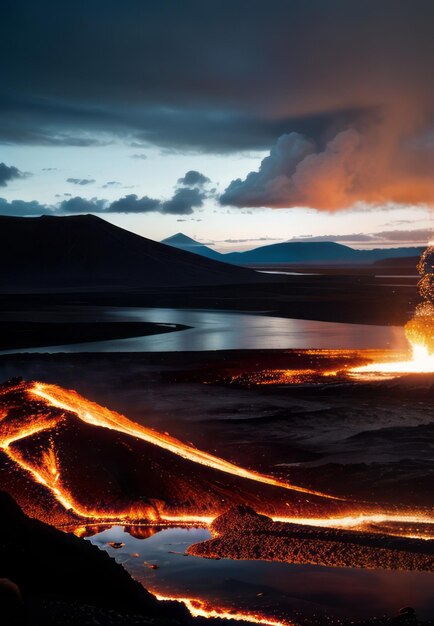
[{"xmin": 88, "ymin": 525, "xmax": 434, "ymax": 625}]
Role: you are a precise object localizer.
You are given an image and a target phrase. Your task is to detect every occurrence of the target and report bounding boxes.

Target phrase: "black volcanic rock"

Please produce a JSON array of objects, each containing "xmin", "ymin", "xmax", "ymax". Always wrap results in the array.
[
  {"xmin": 0, "ymin": 215, "xmax": 255, "ymax": 290},
  {"xmin": 189, "ymin": 506, "xmax": 434, "ymax": 572},
  {"xmin": 0, "ymin": 491, "xmax": 189, "ymax": 625}
]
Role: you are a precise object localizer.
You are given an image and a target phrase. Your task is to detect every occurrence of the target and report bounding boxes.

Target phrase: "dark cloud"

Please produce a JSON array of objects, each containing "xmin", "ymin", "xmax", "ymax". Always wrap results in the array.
[
  {"xmin": 66, "ymin": 178, "xmax": 96, "ymax": 186},
  {"xmin": 0, "ymin": 162, "xmax": 30, "ymax": 187},
  {"xmin": 373, "ymin": 229, "xmax": 433, "ymax": 244},
  {"xmin": 58, "ymin": 197, "xmax": 107, "ymax": 213},
  {"xmin": 3, "ymin": 1, "xmax": 434, "ymax": 207},
  {"xmin": 161, "ymin": 188, "xmax": 205, "ymax": 215},
  {"xmin": 292, "ymin": 229, "xmax": 433, "ymax": 245},
  {"xmin": 130, "ymin": 154, "xmax": 148, "ymax": 160},
  {"xmin": 178, "ymin": 171, "xmax": 211, "ymax": 187},
  {"xmin": 57, "ymin": 188, "xmax": 205, "ymax": 215},
  {"xmin": 102, "ymin": 181, "xmax": 121, "ymax": 188},
  {"xmin": 215, "ymin": 237, "xmax": 281, "ymax": 244},
  {"xmin": 292, "ymin": 234, "xmax": 376, "ymax": 244},
  {"xmin": 0, "ymin": 197, "xmax": 51, "ymax": 216},
  {"xmin": 0, "ymin": 187, "xmax": 205, "ymax": 216},
  {"xmin": 0, "ymin": 4, "xmax": 429, "ymax": 144},
  {"xmin": 109, "ymin": 194, "xmax": 161, "ymax": 214}
]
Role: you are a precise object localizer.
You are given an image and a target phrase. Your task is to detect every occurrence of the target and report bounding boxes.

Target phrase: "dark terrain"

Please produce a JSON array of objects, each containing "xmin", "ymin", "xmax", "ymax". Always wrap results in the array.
[
  {"xmin": 189, "ymin": 506, "xmax": 434, "ymax": 571},
  {"xmin": 0, "ymin": 215, "xmax": 255, "ymax": 290},
  {"xmin": 0, "ymin": 350, "xmax": 432, "ymax": 510},
  {"xmin": 0, "ymin": 321, "xmax": 189, "ymax": 350}
]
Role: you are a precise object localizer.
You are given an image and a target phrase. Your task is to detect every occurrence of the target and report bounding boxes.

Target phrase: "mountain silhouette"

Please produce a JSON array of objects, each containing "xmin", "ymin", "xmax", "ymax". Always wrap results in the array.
[
  {"xmin": 223, "ymin": 241, "xmax": 423, "ymax": 265},
  {"xmin": 0, "ymin": 215, "xmax": 254, "ymax": 290},
  {"xmin": 160, "ymin": 235, "xmax": 423, "ymax": 266},
  {"xmin": 161, "ymin": 232, "xmax": 223, "ymax": 260}
]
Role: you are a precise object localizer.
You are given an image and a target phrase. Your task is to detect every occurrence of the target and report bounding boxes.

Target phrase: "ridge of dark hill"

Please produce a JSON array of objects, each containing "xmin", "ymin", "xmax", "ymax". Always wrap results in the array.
[
  {"xmin": 0, "ymin": 215, "xmax": 254, "ymax": 290},
  {"xmin": 161, "ymin": 232, "xmax": 223, "ymax": 260}
]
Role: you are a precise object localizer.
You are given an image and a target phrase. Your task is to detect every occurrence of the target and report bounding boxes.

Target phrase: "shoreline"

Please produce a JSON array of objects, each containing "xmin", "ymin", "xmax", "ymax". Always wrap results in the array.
[{"xmin": 0, "ymin": 321, "xmax": 190, "ymax": 351}]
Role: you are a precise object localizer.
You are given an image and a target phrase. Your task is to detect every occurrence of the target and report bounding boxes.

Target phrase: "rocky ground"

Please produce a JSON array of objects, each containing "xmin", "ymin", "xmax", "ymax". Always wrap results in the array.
[
  {"xmin": 0, "ymin": 350, "xmax": 432, "ymax": 509},
  {"xmin": 0, "ymin": 491, "xmax": 260, "ymax": 626},
  {"xmin": 189, "ymin": 506, "xmax": 434, "ymax": 572}
]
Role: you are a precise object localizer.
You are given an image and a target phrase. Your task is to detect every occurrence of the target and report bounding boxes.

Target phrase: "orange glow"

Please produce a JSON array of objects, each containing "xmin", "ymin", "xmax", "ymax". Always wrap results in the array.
[
  {"xmin": 159, "ymin": 514, "xmax": 216, "ymax": 525},
  {"xmin": 350, "ymin": 341, "xmax": 434, "ymax": 377},
  {"xmin": 2, "ymin": 380, "xmax": 434, "ymax": 541},
  {"xmin": 352, "ymin": 243, "xmax": 434, "ymax": 376},
  {"xmin": 150, "ymin": 591, "xmax": 293, "ymax": 626},
  {"xmin": 270, "ymin": 512, "xmax": 434, "ymax": 535},
  {"xmin": 29, "ymin": 382, "xmax": 338, "ymax": 500}
]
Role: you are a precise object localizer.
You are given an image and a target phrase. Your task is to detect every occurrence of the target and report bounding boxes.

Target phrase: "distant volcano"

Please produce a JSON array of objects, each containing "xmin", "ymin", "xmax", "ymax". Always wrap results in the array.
[
  {"xmin": 0, "ymin": 379, "xmax": 349, "ymax": 528},
  {"xmin": 161, "ymin": 232, "xmax": 224, "ymax": 261}
]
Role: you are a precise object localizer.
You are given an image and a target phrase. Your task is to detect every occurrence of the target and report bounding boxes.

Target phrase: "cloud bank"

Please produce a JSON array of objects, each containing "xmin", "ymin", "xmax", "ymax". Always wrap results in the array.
[
  {"xmin": 0, "ymin": 170, "xmax": 209, "ymax": 217},
  {"xmin": 220, "ymin": 127, "xmax": 434, "ymax": 210},
  {"xmin": 3, "ymin": 2, "xmax": 434, "ymax": 209}
]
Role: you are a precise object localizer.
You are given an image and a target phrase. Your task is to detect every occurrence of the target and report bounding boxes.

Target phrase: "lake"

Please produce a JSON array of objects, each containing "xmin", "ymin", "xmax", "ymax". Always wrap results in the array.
[{"xmin": 0, "ymin": 306, "xmax": 409, "ymax": 353}]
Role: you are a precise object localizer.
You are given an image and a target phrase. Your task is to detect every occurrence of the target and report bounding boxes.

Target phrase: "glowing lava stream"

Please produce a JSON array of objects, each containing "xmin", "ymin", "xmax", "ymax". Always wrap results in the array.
[
  {"xmin": 271, "ymin": 512, "xmax": 434, "ymax": 530},
  {"xmin": 4, "ymin": 382, "xmax": 434, "ymax": 535},
  {"xmin": 29, "ymin": 382, "xmax": 337, "ymax": 500},
  {"xmin": 350, "ymin": 342, "xmax": 434, "ymax": 376},
  {"xmin": 151, "ymin": 592, "xmax": 293, "ymax": 626},
  {"xmin": 161, "ymin": 513, "xmax": 434, "ymax": 536}
]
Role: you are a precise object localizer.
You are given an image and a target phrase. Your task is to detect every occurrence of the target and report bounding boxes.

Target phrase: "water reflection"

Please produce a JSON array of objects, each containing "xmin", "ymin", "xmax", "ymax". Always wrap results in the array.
[
  {"xmin": 89, "ymin": 526, "xmax": 434, "ymax": 624},
  {"xmin": 1, "ymin": 307, "xmax": 408, "ymax": 353}
]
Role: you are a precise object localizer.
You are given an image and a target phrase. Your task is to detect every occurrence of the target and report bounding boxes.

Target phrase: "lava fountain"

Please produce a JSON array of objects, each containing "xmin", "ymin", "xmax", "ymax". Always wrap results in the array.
[{"xmin": 351, "ymin": 245, "xmax": 434, "ymax": 376}]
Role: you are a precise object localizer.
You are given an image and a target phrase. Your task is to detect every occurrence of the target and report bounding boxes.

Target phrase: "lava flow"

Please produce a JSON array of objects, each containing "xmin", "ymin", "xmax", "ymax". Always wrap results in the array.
[
  {"xmin": 151, "ymin": 592, "xmax": 293, "ymax": 626},
  {"xmin": 0, "ymin": 378, "xmax": 352, "ymax": 527},
  {"xmin": 1, "ymin": 379, "xmax": 433, "ymax": 538},
  {"xmin": 29, "ymin": 382, "xmax": 334, "ymax": 499}
]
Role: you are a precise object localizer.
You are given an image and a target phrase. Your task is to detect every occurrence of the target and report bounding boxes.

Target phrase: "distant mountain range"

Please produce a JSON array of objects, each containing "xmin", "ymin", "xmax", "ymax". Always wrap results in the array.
[
  {"xmin": 162, "ymin": 233, "xmax": 424, "ymax": 266},
  {"xmin": 0, "ymin": 215, "xmax": 255, "ymax": 290}
]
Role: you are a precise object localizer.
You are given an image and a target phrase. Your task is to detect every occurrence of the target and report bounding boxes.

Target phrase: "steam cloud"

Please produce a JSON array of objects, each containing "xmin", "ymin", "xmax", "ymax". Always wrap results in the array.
[{"xmin": 221, "ymin": 125, "xmax": 434, "ymax": 211}]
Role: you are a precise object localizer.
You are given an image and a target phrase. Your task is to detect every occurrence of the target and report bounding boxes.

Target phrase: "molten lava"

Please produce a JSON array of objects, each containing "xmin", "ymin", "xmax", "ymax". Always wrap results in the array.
[
  {"xmin": 151, "ymin": 592, "xmax": 293, "ymax": 626},
  {"xmin": 350, "ymin": 341, "xmax": 434, "ymax": 376},
  {"xmin": 30, "ymin": 382, "xmax": 335, "ymax": 499},
  {"xmin": 1, "ymin": 379, "xmax": 350, "ymax": 527},
  {"xmin": 1, "ymin": 379, "xmax": 434, "ymax": 540}
]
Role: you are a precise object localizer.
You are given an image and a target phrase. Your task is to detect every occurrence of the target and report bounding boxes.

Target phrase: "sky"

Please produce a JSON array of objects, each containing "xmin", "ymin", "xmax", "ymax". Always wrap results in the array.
[{"xmin": 1, "ymin": 0, "xmax": 434, "ymax": 252}]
